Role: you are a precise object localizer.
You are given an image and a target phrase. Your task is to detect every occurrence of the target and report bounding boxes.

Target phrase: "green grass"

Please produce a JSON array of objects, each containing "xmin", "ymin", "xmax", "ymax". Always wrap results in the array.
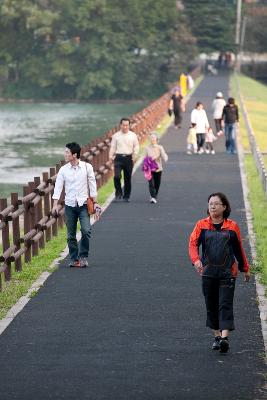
[
  {"xmin": 244, "ymin": 155, "xmax": 267, "ymax": 287},
  {"xmin": 231, "ymin": 74, "xmax": 267, "ymax": 290},
  {"xmin": 0, "ymin": 77, "xmax": 203, "ymax": 319}
]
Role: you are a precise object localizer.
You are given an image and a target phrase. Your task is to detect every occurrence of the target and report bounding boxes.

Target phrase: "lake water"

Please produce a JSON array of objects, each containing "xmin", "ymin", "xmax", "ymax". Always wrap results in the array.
[{"xmin": 0, "ymin": 102, "xmax": 145, "ymax": 198}]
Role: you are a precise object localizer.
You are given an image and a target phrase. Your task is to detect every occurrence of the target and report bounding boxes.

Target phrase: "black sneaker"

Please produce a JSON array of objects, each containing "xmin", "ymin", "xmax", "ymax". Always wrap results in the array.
[
  {"xmin": 219, "ymin": 337, "xmax": 229, "ymax": 353},
  {"xmin": 212, "ymin": 336, "xmax": 221, "ymax": 350}
]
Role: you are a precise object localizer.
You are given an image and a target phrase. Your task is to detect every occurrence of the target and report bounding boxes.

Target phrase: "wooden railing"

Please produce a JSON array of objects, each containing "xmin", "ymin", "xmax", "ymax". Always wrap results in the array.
[{"xmin": 0, "ymin": 92, "xmax": 170, "ymax": 289}]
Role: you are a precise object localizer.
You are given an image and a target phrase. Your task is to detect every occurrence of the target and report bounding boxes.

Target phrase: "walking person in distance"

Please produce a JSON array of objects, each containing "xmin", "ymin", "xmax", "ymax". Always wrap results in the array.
[
  {"xmin": 144, "ymin": 132, "xmax": 168, "ymax": 204},
  {"xmin": 212, "ymin": 91, "xmax": 226, "ymax": 135},
  {"xmin": 169, "ymin": 87, "xmax": 185, "ymax": 129},
  {"xmin": 222, "ymin": 97, "xmax": 239, "ymax": 154},
  {"xmin": 52, "ymin": 142, "xmax": 100, "ymax": 268},
  {"xmin": 191, "ymin": 102, "xmax": 209, "ymax": 154},
  {"xmin": 109, "ymin": 118, "xmax": 139, "ymax": 202},
  {"xmin": 189, "ymin": 192, "xmax": 250, "ymax": 353}
]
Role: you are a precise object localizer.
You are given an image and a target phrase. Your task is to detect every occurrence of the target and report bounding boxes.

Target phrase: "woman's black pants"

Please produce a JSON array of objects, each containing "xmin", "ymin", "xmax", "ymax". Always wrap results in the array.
[
  {"xmin": 148, "ymin": 171, "xmax": 162, "ymax": 198},
  {"xmin": 202, "ymin": 276, "xmax": 236, "ymax": 331}
]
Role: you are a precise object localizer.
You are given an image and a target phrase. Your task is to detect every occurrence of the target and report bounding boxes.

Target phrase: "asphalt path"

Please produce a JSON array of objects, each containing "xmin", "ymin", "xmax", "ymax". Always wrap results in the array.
[{"xmin": 0, "ymin": 74, "xmax": 266, "ymax": 400}]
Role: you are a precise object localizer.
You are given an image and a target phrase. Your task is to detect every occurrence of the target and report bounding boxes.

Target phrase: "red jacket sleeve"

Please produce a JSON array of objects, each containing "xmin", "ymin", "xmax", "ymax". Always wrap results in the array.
[
  {"xmin": 232, "ymin": 222, "xmax": 250, "ymax": 272},
  {"xmin": 189, "ymin": 221, "xmax": 202, "ymax": 265}
]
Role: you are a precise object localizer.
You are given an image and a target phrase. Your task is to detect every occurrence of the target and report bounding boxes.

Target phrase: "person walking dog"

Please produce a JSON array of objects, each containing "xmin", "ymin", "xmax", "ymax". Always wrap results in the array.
[
  {"xmin": 52, "ymin": 142, "xmax": 100, "ymax": 268},
  {"xmin": 109, "ymin": 118, "xmax": 139, "ymax": 202},
  {"xmin": 189, "ymin": 192, "xmax": 250, "ymax": 353}
]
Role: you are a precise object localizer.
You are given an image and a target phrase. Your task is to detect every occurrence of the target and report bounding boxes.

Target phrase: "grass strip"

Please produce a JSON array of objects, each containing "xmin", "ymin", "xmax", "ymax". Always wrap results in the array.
[{"xmin": 231, "ymin": 74, "xmax": 267, "ymax": 291}]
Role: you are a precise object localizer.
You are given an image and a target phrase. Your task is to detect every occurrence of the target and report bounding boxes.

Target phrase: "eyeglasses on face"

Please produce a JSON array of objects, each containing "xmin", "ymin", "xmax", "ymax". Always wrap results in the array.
[{"xmin": 208, "ymin": 202, "xmax": 223, "ymax": 207}]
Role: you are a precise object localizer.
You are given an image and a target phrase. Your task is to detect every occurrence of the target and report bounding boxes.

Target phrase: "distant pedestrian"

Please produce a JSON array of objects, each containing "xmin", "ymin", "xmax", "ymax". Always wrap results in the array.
[
  {"xmin": 212, "ymin": 92, "xmax": 226, "ymax": 135},
  {"xmin": 191, "ymin": 102, "xmax": 209, "ymax": 154},
  {"xmin": 144, "ymin": 132, "xmax": 168, "ymax": 204},
  {"xmin": 189, "ymin": 192, "xmax": 250, "ymax": 353},
  {"xmin": 186, "ymin": 123, "xmax": 197, "ymax": 155},
  {"xmin": 109, "ymin": 118, "xmax": 139, "ymax": 202},
  {"xmin": 52, "ymin": 142, "xmax": 100, "ymax": 268},
  {"xmin": 205, "ymin": 127, "xmax": 217, "ymax": 154},
  {"xmin": 222, "ymin": 97, "xmax": 239, "ymax": 154},
  {"xmin": 169, "ymin": 87, "xmax": 185, "ymax": 129}
]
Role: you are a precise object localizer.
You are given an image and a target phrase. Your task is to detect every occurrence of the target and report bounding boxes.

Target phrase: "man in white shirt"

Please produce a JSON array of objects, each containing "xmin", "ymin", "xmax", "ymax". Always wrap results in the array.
[
  {"xmin": 52, "ymin": 142, "xmax": 99, "ymax": 268},
  {"xmin": 109, "ymin": 118, "xmax": 139, "ymax": 202}
]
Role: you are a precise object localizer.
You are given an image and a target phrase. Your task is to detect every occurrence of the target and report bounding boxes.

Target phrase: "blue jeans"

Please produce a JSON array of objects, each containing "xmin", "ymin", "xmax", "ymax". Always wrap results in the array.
[
  {"xmin": 224, "ymin": 123, "xmax": 236, "ymax": 154},
  {"xmin": 65, "ymin": 204, "xmax": 91, "ymax": 261}
]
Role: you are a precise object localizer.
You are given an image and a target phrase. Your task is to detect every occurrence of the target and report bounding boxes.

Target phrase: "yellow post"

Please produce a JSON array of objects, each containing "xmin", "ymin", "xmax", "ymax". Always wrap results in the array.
[{"xmin": 180, "ymin": 73, "xmax": 187, "ymax": 97}]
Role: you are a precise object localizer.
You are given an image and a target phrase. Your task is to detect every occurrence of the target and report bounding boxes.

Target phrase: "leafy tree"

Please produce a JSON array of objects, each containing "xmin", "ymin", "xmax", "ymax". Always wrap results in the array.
[
  {"xmin": 183, "ymin": 0, "xmax": 236, "ymax": 53},
  {"xmin": 0, "ymin": 0, "xmax": 197, "ymax": 99}
]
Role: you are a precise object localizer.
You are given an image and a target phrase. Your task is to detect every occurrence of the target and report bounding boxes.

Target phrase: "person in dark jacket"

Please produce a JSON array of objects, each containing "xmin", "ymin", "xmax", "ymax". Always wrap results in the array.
[
  {"xmin": 189, "ymin": 192, "xmax": 250, "ymax": 353},
  {"xmin": 222, "ymin": 97, "xmax": 239, "ymax": 154},
  {"xmin": 169, "ymin": 88, "xmax": 185, "ymax": 129}
]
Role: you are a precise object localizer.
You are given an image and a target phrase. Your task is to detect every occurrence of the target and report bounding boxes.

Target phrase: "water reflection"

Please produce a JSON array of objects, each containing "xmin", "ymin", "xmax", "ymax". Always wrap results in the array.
[{"xmin": 0, "ymin": 102, "xmax": 145, "ymax": 197}]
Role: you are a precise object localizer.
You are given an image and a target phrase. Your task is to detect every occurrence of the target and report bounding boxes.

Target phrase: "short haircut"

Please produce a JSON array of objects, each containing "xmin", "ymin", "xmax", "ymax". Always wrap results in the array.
[
  {"xmin": 196, "ymin": 101, "xmax": 203, "ymax": 108},
  {"xmin": 228, "ymin": 97, "xmax": 235, "ymax": 105},
  {"xmin": 120, "ymin": 118, "xmax": 131, "ymax": 125},
  {"xmin": 66, "ymin": 142, "xmax": 81, "ymax": 159},
  {"xmin": 207, "ymin": 192, "xmax": 231, "ymax": 219},
  {"xmin": 191, "ymin": 123, "xmax": 196, "ymax": 127}
]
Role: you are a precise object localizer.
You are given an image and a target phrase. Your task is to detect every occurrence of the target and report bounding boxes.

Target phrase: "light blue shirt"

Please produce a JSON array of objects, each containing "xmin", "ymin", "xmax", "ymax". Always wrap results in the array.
[{"xmin": 52, "ymin": 160, "xmax": 97, "ymax": 207}]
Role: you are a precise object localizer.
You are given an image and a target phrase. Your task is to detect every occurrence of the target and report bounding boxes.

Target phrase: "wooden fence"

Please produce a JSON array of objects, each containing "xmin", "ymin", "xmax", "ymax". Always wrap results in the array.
[{"xmin": 0, "ymin": 92, "xmax": 170, "ymax": 290}]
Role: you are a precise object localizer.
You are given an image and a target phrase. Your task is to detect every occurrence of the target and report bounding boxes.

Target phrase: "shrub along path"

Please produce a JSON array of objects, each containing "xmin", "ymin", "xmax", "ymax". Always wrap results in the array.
[{"xmin": 0, "ymin": 74, "xmax": 266, "ymax": 400}]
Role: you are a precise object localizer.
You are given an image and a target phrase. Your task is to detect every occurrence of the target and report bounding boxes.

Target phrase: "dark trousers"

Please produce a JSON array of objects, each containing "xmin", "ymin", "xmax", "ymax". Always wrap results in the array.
[
  {"xmin": 174, "ymin": 111, "xmax": 182, "ymax": 126},
  {"xmin": 202, "ymin": 276, "xmax": 236, "ymax": 331},
  {"xmin": 214, "ymin": 119, "xmax": 222, "ymax": 133},
  {"xmin": 205, "ymin": 142, "xmax": 214, "ymax": 151},
  {"xmin": 148, "ymin": 171, "xmax": 162, "ymax": 198},
  {"xmin": 114, "ymin": 155, "xmax": 133, "ymax": 199},
  {"xmin": 196, "ymin": 133, "xmax": 205, "ymax": 151},
  {"xmin": 65, "ymin": 204, "xmax": 91, "ymax": 261}
]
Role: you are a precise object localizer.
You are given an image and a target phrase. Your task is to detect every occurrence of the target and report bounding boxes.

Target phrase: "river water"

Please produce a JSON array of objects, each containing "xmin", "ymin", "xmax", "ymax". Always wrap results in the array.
[{"xmin": 0, "ymin": 102, "xmax": 145, "ymax": 198}]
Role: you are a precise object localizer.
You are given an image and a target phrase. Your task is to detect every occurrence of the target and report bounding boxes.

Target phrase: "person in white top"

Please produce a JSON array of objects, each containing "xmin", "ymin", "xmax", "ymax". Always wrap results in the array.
[
  {"xmin": 190, "ymin": 102, "xmax": 210, "ymax": 154},
  {"xmin": 52, "ymin": 142, "xmax": 99, "ymax": 268},
  {"xmin": 212, "ymin": 92, "xmax": 226, "ymax": 135},
  {"xmin": 109, "ymin": 118, "xmax": 139, "ymax": 202}
]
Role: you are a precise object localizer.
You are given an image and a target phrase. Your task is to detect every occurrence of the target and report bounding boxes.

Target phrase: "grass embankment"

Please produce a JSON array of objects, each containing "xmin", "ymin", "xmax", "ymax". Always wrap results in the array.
[
  {"xmin": 231, "ymin": 74, "xmax": 267, "ymax": 289},
  {"xmin": 0, "ymin": 76, "xmax": 203, "ymax": 319}
]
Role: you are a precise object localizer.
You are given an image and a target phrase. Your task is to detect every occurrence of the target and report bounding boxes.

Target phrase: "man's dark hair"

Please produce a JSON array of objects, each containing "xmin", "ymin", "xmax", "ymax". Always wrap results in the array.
[
  {"xmin": 207, "ymin": 192, "xmax": 231, "ymax": 219},
  {"xmin": 120, "ymin": 118, "xmax": 131, "ymax": 125},
  {"xmin": 66, "ymin": 142, "xmax": 81, "ymax": 159},
  {"xmin": 228, "ymin": 97, "xmax": 235, "ymax": 105}
]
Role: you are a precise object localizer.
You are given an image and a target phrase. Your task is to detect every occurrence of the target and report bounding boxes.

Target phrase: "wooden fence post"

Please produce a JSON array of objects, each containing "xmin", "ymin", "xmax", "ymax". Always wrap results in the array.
[
  {"xmin": 11, "ymin": 193, "xmax": 22, "ymax": 272},
  {"xmin": 0, "ymin": 198, "xmax": 11, "ymax": 281},
  {"xmin": 23, "ymin": 186, "xmax": 32, "ymax": 263}
]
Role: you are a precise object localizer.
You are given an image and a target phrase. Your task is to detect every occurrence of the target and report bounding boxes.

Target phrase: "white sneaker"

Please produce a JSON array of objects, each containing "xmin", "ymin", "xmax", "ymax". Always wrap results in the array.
[
  {"xmin": 211, "ymin": 150, "xmax": 215, "ymax": 155},
  {"xmin": 205, "ymin": 149, "xmax": 210, "ymax": 154},
  {"xmin": 186, "ymin": 150, "xmax": 192, "ymax": 155},
  {"xmin": 199, "ymin": 148, "xmax": 204, "ymax": 154},
  {"xmin": 150, "ymin": 198, "xmax": 157, "ymax": 204}
]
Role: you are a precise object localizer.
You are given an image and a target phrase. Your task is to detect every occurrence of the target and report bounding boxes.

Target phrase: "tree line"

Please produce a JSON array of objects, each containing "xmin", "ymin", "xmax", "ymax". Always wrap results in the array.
[{"xmin": 0, "ymin": 0, "xmax": 252, "ymax": 100}]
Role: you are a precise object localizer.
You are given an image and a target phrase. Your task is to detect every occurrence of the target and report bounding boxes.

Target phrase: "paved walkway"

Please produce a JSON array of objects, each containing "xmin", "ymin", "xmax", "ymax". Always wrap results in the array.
[{"xmin": 0, "ymin": 74, "xmax": 266, "ymax": 400}]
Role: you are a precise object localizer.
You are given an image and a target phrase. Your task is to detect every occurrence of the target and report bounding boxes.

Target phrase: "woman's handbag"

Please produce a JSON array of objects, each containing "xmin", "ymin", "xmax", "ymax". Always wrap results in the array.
[{"xmin": 85, "ymin": 163, "xmax": 96, "ymax": 215}]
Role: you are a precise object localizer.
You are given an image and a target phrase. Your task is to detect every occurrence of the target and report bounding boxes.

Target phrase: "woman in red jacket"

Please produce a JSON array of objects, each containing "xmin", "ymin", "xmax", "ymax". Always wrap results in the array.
[{"xmin": 189, "ymin": 192, "xmax": 250, "ymax": 353}]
